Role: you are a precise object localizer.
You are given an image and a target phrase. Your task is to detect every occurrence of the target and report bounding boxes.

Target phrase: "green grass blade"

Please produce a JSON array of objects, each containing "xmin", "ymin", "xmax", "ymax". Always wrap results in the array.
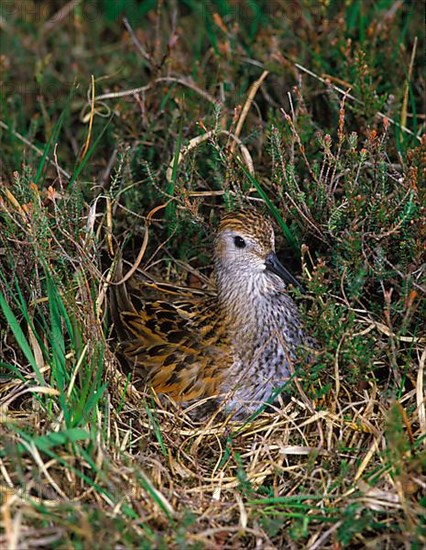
[
  {"xmin": 34, "ymin": 106, "xmax": 67, "ymax": 185},
  {"xmin": 237, "ymin": 162, "xmax": 299, "ymax": 252},
  {"xmin": 67, "ymin": 115, "xmax": 114, "ymax": 189},
  {"xmin": 0, "ymin": 292, "xmax": 44, "ymax": 385}
]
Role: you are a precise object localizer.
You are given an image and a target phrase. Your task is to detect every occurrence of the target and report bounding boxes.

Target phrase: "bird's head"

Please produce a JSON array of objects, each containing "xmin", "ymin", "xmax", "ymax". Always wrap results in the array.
[{"xmin": 214, "ymin": 210, "xmax": 303, "ymax": 292}]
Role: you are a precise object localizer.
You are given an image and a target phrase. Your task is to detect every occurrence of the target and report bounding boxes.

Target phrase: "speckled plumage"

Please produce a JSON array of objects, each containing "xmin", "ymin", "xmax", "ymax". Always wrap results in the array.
[{"xmin": 111, "ymin": 210, "xmax": 312, "ymax": 418}]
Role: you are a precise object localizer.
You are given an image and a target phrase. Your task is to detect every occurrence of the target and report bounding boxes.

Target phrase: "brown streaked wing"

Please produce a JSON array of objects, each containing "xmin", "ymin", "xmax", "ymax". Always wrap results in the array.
[{"xmin": 119, "ymin": 296, "xmax": 230, "ymax": 401}]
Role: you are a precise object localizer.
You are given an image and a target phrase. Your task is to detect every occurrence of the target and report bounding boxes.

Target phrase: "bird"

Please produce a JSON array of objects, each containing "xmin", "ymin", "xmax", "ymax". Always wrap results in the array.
[{"xmin": 110, "ymin": 209, "xmax": 313, "ymax": 419}]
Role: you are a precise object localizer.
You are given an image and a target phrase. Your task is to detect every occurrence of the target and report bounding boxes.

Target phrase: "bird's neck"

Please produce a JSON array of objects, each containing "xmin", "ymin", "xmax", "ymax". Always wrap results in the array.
[{"xmin": 215, "ymin": 267, "xmax": 282, "ymax": 331}]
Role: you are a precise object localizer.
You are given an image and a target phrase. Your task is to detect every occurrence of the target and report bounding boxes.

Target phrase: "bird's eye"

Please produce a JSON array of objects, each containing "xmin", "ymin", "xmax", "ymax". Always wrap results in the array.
[{"xmin": 233, "ymin": 236, "xmax": 246, "ymax": 248}]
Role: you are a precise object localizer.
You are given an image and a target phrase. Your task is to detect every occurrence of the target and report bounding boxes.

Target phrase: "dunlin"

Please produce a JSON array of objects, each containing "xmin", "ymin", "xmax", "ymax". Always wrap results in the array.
[{"xmin": 111, "ymin": 210, "xmax": 312, "ymax": 418}]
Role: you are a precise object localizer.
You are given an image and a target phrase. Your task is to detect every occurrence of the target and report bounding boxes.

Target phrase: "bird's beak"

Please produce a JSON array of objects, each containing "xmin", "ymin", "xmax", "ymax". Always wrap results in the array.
[{"xmin": 265, "ymin": 252, "xmax": 305, "ymax": 293}]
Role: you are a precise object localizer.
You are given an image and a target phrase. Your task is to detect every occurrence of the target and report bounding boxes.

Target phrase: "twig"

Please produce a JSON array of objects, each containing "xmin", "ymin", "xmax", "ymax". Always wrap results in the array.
[
  {"xmin": 113, "ymin": 201, "xmax": 173, "ymax": 286},
  {"xmin": 92, "ymin": 76, "xmax": 221, "ymax": 107},
  {"xmin": 123, "ymin": 17, "xmax": 152, "ymax": 65},
  {"xmin": 417, "ymin": 347, "xmax": 426, "ymax": 440},
  {"xmin": 165, "ymin": 129, "xmax": 255, "ymax": 185},
  {"xmin": 41, "ymin": 0, "xmax": 82, "ymax": 35},
  {"xmin": 229, "ymin": 70, "xmax": 269, "ymax": 154},
  {"xmin": 80, "ymin": 75, "xmax": 95, "ymax": 160},
  {"xmin": 401, "ymin": 36, "xmax": 418, "ymax": 129}
]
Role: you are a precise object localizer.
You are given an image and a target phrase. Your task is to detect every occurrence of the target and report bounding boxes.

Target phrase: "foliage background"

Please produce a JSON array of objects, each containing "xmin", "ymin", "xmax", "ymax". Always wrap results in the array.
[{"xmin": 0, "ymin": 1, "xmax": 425, "ymax": 548}]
